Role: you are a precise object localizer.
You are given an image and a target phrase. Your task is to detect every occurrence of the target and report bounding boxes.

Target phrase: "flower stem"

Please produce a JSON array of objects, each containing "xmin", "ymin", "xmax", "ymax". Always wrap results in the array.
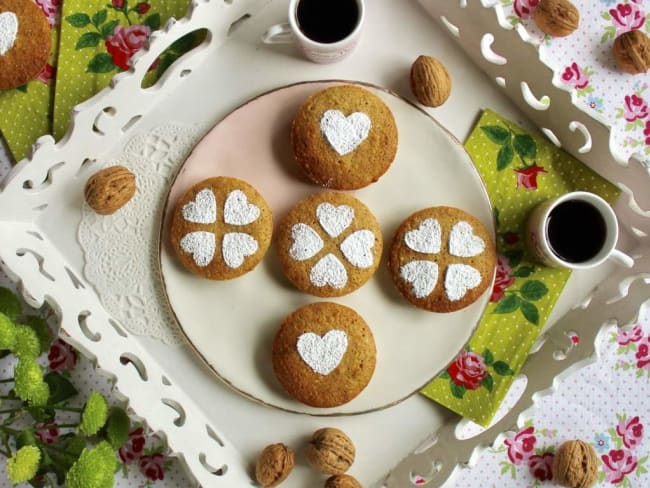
[
  {"xmin": 0, "ymin": 378, "xmax": 14, "ymax": 384},
  {"xmin": 0, "ymin": 408, "xmax": 22, "ymax": 415},
  {"xmin": 54, "ymin": 406, "xmax": 83, "ymax": 413},
  {"xmin": 0, "ymin": 446, "xmax": 11, "ymax": 457},
  {"xmin": 33, "ymin": 423, "xmax": 77, "ymax": 431}
]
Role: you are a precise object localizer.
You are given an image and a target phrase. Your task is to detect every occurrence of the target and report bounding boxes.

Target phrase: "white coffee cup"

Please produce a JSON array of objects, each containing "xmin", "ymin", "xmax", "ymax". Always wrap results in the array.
[
  {"xmin": 525, "ymin": 191, "xmax": 634, "ymax": 270},
  {"xmin": 261, "ymin": 0, "xmax": 365, "ymax": 64}
]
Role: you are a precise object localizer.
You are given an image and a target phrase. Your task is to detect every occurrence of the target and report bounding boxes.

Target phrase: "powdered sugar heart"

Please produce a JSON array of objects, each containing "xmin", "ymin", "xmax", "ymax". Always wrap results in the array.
[
  {"xmin": 449, "ymin": 221, "xmax": 485, "ymax": 258},
  {"xmin": 0, "ymin": 12, "xmax": 18, "ymax": 56},
  {"xmin": 222, "ymin": 232, "xmax": 258, "ymax": 269},
  {"xmin": 404, "ymin": 218, "xmax": 442, "ymax": 254},
  {"xmin": 320, "ymin": 109, "xmax": 371, "ymax": 156},
  {"xmin": 180, "ymin": 231, "xmax": 215, "ymax": 267},
  {"xmin": 297, "ymin": 329, "xmax": 348, "ymax": 375},
  {"xmin": 340, "ymin": 230, "xmax": 375, "ymax": 269},
  {"xmin": 317, "ymin": 202, "xmax": 354, "ymax": 238},
  {"xmin": 445, "ymin": 264, "xmax": 481, "ymax": 301},
  {"xmin": 224, "ymin": 190, "xmax": 260, "ymax": 226},
  {"xmin": 289, "ymin": 223, "xmax": 324, "ymax": 261},
  {"xmin": 182, "ymin": 189, "xmax": 217, "ymax": 225},
  {"xmin": 310, "ymin": 253, "xmax": 348, "ymax": 289},
  {"xmin": 400, "ymin": 260, "xmax": 439, "ymax": 299}
]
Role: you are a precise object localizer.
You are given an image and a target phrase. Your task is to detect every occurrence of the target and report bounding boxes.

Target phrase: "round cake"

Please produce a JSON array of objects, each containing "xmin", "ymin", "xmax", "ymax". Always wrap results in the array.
[
  {"xmin": 170, "ymin": 176, "xmax": 272, "ymax": 280},
  {"xmin": 291, "ymin": 84, "xmax": 398, "ymax": 190},
  {"xmin": 275, "ymin": 192, "xmax": 383, "ymax": 297},
  {"xmin": 0, "ymin": 0, "xmax": 51, "ymax": 90},
  {"xmin": 272, "ymin": 302, "xmax": 376, "ymax": 408},
  {"xmin": 389, "ymin": 206, "xmax": 496, "ymax": 312}
]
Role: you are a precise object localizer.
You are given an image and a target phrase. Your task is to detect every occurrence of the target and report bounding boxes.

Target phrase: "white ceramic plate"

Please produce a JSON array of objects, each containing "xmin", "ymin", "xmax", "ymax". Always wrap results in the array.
[{"xmin": 159, "ymin": 81, "xmax": 495, "ymax": 415}]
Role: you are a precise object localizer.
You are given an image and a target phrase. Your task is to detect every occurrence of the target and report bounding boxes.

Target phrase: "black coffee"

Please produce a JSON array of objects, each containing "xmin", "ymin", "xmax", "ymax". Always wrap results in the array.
[
  {"xmin": 546, "ymin": 200, "xmax": 607, "ymax": 263},
  {"xmin": 296, "ymin": 0, "xmax": 359, "ymax": 44}
]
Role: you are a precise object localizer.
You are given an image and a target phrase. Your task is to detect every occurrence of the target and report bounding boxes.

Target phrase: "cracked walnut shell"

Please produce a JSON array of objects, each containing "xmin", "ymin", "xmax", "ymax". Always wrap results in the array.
[
  {"xmin": 409, "ymin": 55, "xmax": 451, "ymax": 107},
  {"xmin": 325, "ymin": 474, "xmax": 363, "ymax": 488},
  {"xmin": 84, "ymin": 165, "xmax": 136, "ymax": 215},
  {"xmin": 614, "ymin": 30, "xmax": 650, "ymax": 75},
  {"xmin": 534, "ymin": 0, "xmax": 579, "ymax": 37},
  {"xmin": 305, "ymin": 428, "xmax": 356, "ymax": 475},
  {"xmin": 255, "ymin": 443, "xmax": 294, "ymax": 487}
]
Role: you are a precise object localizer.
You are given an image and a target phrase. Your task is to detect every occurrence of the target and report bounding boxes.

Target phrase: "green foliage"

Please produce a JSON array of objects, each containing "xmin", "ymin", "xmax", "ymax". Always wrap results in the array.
[
  {"xmin": 14, "ymin": 357, "xmax": 50, "ymax": 406},
  {"xmin": 65, "ymin": 442, "xmax": 118, "ymax": 488},
  {"xmin": 105, "ymin": 407, "xmax": 131, "ymax": 449},
  {"xmin": 0, "ymin": 312, "xmax": 17, "ymax": 350},
  {"xmin": 22, "ymin": 316, "xmax": 52, "ymax": 355},
  {"xmin": 80, "ymin": 393, "xmax": 109, "ymax": 436},
  {"xmin": 7, "ymin": 446, "xmax": 41, "ymax": 484},
  {"xmin": 14, "ymin": 326, "xmax": 41, "ymax": 359},
  {"xmin": 0, "ymin": 287, "xmax": 22, "ymax": 321}
]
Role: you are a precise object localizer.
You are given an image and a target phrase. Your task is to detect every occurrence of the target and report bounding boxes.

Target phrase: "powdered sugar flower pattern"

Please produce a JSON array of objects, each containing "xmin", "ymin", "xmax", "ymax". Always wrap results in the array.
[{"xmin": 289, "ymin": 202, "xmax": 377, "ymax": 289}]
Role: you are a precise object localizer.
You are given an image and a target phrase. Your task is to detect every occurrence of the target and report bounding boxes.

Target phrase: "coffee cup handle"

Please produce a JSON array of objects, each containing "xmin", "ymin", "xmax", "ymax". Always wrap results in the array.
[
  {"xmin": 261, "ymin": 23, "xmax": 294, "ymax": 44},
  {"xmin": 609, "ymin": 248, "xmax": 635, "ymax": 268}
]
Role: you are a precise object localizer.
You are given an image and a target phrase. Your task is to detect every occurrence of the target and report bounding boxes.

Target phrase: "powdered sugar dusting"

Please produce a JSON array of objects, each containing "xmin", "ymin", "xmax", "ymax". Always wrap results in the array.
[
  {"xmin": 0, "ymin": 12, "xmax": 18, "ymax": 56},
  {"xmin": 400, "ymin": 260, "xmax": 439, "ymax": 299},
  {"xmin": 405, "ymin": 218, "xmax": 442, "ymax": 254},
  {"xmin": 222, "ymin": 232, "xmax": 258, "ymax": 269},
  {"xmin": 317, "ymin": 202, "xmax": 354, "ymax": 238},
  {"xmin": 296, "ymin": 330, "xmax": 348, "ymax": 375},
  {"xmin": 223, "ymin": 189, "xmax": 260, "ymax": 226},
  {"xmin": 340, "ymin": 230, "xmax": 375, "ymax": 269},
  {"xmin": 445, "ymin": 264, "xmax": 482, "ymax": 301},
  {"xmin": 310, "ymin": 253, "xmax": 348, "ymax": 289},
  {"xmin": 289, "ymin": 223, "xmax": 324, "ymax": 261},
  {"xmin": 180, "ymin": 231, "xmax": 216, "ymax": 267},
  {"xmin": 182, "ymin": 189, "xmax": 217, "ymax": 224},
  {"xmin": 320, "ymin": 109, "xmax": 371, "ymax": 156},
  {"xmin": 449, "ymin": 221, "xmax": 485, "ymax": 258}
]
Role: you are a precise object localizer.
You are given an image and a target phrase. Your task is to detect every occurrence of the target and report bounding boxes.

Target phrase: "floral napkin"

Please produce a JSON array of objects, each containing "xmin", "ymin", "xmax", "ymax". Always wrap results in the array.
[
  {"xmin": 54, "ymin": 0, "xmax": 196, "ymax": 140},
  {"xmin": 420, "ymin": 109, "xmax": 621, "ymax": 426},
  {"xmin": 0, "ymin": 0, "xmax": 60, "ymax": 162}
]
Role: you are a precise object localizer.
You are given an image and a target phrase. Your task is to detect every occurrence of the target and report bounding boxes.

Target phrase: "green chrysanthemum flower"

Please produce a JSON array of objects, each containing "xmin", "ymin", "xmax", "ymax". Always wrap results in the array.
[
  {"xmin": 0, "ymin": 312, "xmax": 17, "ymax": 350},
  {"xmin": 7, "ymin": 445, "xmax": 41, "ymax": 484},
  {"xmin": 13, "ymin": 357, "xmax": 49, "ymax": 406},
  {"xmin": 14, "ymin": 326, "xmax": 40, "ymax": 359},
  {"xmin": 80, "ymin": 392, "xmax": 109, "ymax": 436},
  {"xmin": 65, "ymin": 441, "xmax": 118, "ymax": 488}
]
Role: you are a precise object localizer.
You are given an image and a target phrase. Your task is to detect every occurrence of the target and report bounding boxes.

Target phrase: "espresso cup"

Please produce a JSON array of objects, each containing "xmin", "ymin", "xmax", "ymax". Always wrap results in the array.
[
  {"xmin": 525, "ymin": 191, "xmax": 634, "ymax": 270},
  {"xmin": 261, "ymin": 0, "xmax": 365, "ymax": 64}
]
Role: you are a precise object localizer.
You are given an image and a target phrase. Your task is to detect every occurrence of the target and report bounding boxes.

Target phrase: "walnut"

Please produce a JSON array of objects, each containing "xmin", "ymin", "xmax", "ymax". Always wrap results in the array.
[
  {"xmin": 552, "ymin": 440, "xmax": 598, "ymax": 488},
  {"xmin": 534, "ymin": 0, "xmax": 579, "ymax": 37},
  {"xmin": 325, "ymin": 474, "xmax": 363, "ymax": 488},
  {"xmin": 409, "ymin": 55, "xmax": 451, "ymax": 108},
  {"xmin": 84, "ymin": 165, "xmax": 136, "ymax": 215},
  {"xmin": 614, "ymin": 29, "xmax": 650, "ymax": 75},
  {"xmin": 305, "ymin": 428, "xmax": 355, "ymax": 475},
  {"xmin": 255, "ymin": 443, "xmax": 294, "ymax": 487}
]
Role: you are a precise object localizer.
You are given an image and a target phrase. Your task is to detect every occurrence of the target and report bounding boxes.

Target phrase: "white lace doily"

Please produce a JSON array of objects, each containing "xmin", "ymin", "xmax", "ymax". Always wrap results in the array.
[{"xmin": 78, "ymin": 124, "xmax": 204, "ymax": 345}]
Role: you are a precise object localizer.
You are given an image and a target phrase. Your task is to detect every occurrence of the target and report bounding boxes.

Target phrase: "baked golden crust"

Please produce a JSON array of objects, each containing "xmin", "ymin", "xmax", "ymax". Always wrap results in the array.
[
  {"xmin": 271, "ymin": 302, "xmax": 376, "ymax": 408},
  {"xmin": 389, "ymin": 206, "xmax": 496, "ymax": 312},
  {"xmin": 291, "ymin": 85, "xmax": 398, "ymax": 190}
]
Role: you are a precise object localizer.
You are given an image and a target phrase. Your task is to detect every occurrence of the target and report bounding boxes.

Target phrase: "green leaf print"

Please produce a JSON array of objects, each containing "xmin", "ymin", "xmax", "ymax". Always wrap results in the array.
[
  {"xmin": 101, "ymin": 20, "xmax": 120, "ymax": 39},
  {"xmin": 504, "ymin": 249, "xmax": 523, "ymax": 267},
  {"xmin": 512, "ymin": 265, "xmax": 535, "ymax": 278},
  {"xmin": 76, "ymin": 32, "xmax": 102, "ymax": 49},
  {"xmin": 0, "ymin": 287, "xmax": 22, "ymax": 321},
  {"xmin": 439, "ymin": 370, "xmax": 450, "ymax": 380},
  {"xmin": 494, "ymin": 294, "xmax": 521, "ymax": 314},
  {"xmin": 492, "ymin": 361, "xmax": 514, "ymax": 376},
  {"xmin": 520, "ymin": 280, "xmax": 548, "ymax": 301},
  {"xmin": 92, "ymin": 9, "xmax": 108, "ymax": 27},
  {"xmin": 66, "ymin": 13, "xmax": 92, "ymax": 28},
  {"xmin": 87, "ymin": 53, "xmax": 116, "ymax": 73},
  {"xmin": 520, "ymin": 300, "xmax": 540, "ymax": 325},
  {"xmin": 497, "ymin": 144, "xmax": 514, "ymax": 171},
  {"xmin": 513, "ymin": 134, "xmax": 536, "ymax": 159},
  {"xmin": 481, "ymin": 125, "xmax": 511, "ymax": 145},
  {"xmin": 143, "ymin": 13, "xmax": 161, "ymax": 31},
  {"xmin": 450, "ymin": 382, "xmax": 466, "ymax": 399},
  {"xmin": 481, "ymin": 374, "xmax": 494, "ymax": 392},
  {"xmin": 483, "ymin": 349, "xmax": 495, "ymax": 367}
]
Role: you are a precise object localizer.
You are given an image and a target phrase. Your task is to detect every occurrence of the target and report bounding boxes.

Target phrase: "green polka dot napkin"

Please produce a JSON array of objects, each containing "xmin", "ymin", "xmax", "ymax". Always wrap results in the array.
[
  {"xmin": 420, "ymin": 109, "xmax": 620, "ymax": 426},
  {"xmin": 54, "ymin": 0, "xmax": 195, "ymax": 140}
]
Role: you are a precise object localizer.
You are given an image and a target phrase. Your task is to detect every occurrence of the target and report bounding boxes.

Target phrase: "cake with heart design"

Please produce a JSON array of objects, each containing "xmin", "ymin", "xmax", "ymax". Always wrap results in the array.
[
  {"xmin": 389, "ymin": 206, "xmax": 497, "ymax": 312},
  {"xmin": 291, "ymin": 84, "xmax": 398, "ymax": 190},
  {"xmin": 271, "ymin": 302, "xmax": 376, "ymax": 408},
  {"xmin": 275, "ymin": 191, "xmax": 383, "ymax": 297},
  {"xmin": 0, "ymin": 0, "xmax": 51, "ymax": 90},
  {"xmin": 169, "ymin": 176, "xmax": 272, "ymax": 280}
]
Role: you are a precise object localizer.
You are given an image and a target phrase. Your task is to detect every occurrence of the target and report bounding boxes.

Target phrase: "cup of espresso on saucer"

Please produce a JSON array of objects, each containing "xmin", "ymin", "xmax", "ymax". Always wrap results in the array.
[
  {"xmin": 526, "ymin": 191, "xmax": 634, "ymax": 270},
  {"xmin": 262, "ymin": 0, "xmax": 365, "ymax": 63}
]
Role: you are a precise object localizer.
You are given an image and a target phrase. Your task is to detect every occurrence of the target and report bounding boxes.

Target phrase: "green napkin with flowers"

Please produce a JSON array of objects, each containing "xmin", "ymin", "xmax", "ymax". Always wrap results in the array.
[{"xmin": 420, "ymin": 109, "xmax": 620, "ymax": 426}]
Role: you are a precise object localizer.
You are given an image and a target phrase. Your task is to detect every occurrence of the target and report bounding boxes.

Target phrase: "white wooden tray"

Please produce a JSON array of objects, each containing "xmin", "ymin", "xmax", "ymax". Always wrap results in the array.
[{"xmin": 1, "ymin": 1, "xmax": 650, "ymax": 486}]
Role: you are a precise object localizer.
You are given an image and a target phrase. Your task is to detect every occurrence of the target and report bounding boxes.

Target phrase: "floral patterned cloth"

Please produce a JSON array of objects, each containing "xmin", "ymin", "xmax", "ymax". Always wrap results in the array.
[
  {"xmin": 446, "ymin": 304, "xmax": 650, "ymax": 487},
  {"xmin": 500, "ymin": 0, "xmax": 650, "ymax": 167},
  {"xmin": 420, "ymin": 109, "xmax": 621, "ymax": 426}
]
